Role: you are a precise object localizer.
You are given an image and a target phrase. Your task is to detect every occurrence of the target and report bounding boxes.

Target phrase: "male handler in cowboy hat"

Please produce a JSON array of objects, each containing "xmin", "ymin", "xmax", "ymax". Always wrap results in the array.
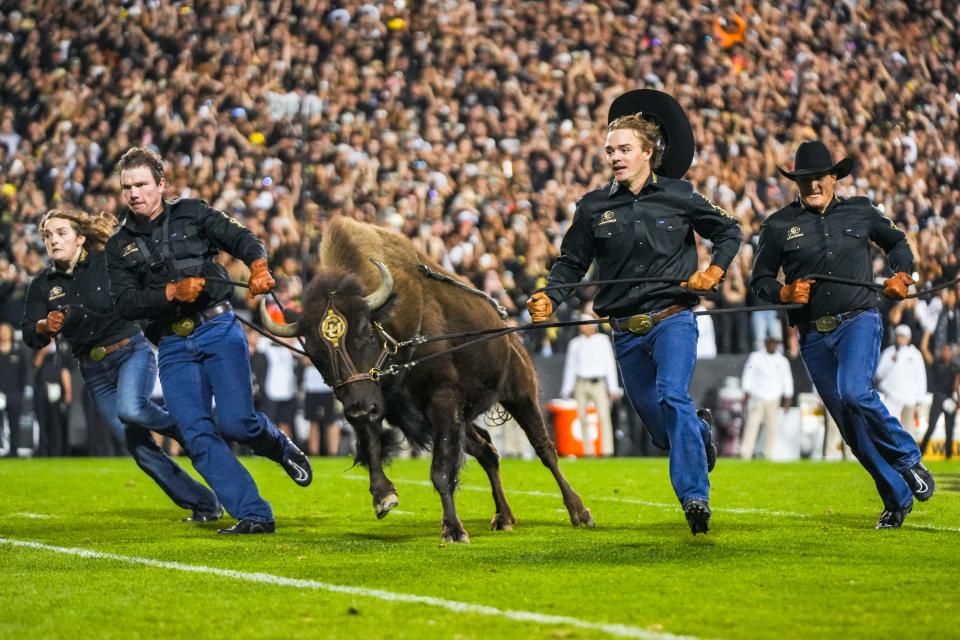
[
  {"xmin": 751, "ymin": 140, "xmax": 934, "ymax": 529},
  {"xmin": 527, "ymin": 90, "xmax": 742, "ymax": 535}
]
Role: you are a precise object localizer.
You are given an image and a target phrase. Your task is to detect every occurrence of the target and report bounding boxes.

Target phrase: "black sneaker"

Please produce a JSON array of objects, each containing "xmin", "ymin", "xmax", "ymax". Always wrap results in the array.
[
  {"xmin": 217, "ymin": 518, "xmax": 276, "ymax": 535},
  {"xmin": 697, "ymin": 408, "xmax": 717, "ymax": 472},
  {"xmin": 876, "ymin": 504, "xmax": 912, "ymax": 529},
  {"xmin": 683, "ymin": 498, "xmax": 711, "ymax": 535},
  {"xmin": 901, "ymin": 463, "xmax": 935, "ymax": 502},
  {"xmin": 181, "ymin": 506, "xmax": 224, "ymax": 523},
  {"xmin": 279, "ymin": 434, "xmax": 313, "ymax": 487}
]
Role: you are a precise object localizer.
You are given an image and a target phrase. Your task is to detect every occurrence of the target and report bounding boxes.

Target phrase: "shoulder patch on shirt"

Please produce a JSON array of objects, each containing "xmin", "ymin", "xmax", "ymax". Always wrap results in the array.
[
  {"xmin": 695, "ymin": 191, "xmax": 736, "ymax": 219},
  {"xmin": 217, "ymin": 210, "xmax": 247, "ymax": 229},
  {"xmin": 598, "ymin": 211, "xmax": 617, "ymax": 225},
  {"xmin": 786, "ymin": 226, "xmax": 804, "ymax": 241},
  {"xmin": 48, "ymin": 286, "xmax": 65, "ymax": 301},
  {"xmin": 121, "ymin": 242, "xmax": 139, "ymax": 257}
]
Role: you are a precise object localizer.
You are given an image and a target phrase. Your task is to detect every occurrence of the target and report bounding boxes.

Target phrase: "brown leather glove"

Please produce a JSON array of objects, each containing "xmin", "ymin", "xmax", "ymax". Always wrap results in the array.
[
  {"xmin": 882, "ymin": 272, "xmax": 914, "ymax": 300},
  {"xmin": 36, "ymin": 310, "xmax": 66, "ymax": 335},
  {"xmin": 247, "ymin": 259, "xmax": 276, "ymax": 299},
  {"xmin": 780, "ymin": 278, "xmax": 815, "ymax": 304},
  {"xmin": 526, "ymin": 291, "xmax": 554, "ymax": 323},
  {"xmin": 165, "ymin": 277, "xmax": 206, "ymax": 303},
  {"xmin": 683, "ymin": 265, "xmax": 725, "ymax": 292}
]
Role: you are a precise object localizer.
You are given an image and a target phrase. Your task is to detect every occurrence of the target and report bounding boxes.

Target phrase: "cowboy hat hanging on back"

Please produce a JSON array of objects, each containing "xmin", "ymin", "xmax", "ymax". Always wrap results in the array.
[
  {"xmin": 607, "ymin": 89, "xmax": 695, "ymax": 179},
  {"xmin": 778, "ymin": 140, "xmax": 855, "ymax": 181}
]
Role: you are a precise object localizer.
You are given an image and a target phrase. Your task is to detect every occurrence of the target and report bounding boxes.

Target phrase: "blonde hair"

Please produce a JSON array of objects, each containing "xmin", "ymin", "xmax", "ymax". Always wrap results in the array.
[
  {"xmin": 39, "ymin": 209, "xmax": 118, "ymax": 251},
  {"xmin": 607, "ymin": 114, "xmax": 664, "ymax": 170}
]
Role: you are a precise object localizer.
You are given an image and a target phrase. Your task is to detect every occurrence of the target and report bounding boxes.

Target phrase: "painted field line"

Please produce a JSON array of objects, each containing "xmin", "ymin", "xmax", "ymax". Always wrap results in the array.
[
  {"xmin": 339, "ymin": 475, "xmax": 959, "ymax": 533},
  {"xmin": 0, "ymin": 537, "xmax": 698, "ymax": 640}
]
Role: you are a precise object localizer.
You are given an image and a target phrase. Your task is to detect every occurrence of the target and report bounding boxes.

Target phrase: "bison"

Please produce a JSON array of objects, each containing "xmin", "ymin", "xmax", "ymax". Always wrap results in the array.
[{"xmin": 261, "ymin": 216, "xmax": 593, "ymax": 542}]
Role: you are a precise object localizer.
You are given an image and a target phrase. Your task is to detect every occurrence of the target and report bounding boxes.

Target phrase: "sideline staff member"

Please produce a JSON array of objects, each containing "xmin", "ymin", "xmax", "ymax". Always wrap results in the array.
[
  {"xmin": 750, "ymin": 140, "xmax": 934, "ymax": 529},
  {"xmin": 106, "ymin": 147, "xmax": 311, "ymax": 535},
  {"xmin": 528, "ymin": 90, "xmax": 742, "ymax": 535}
]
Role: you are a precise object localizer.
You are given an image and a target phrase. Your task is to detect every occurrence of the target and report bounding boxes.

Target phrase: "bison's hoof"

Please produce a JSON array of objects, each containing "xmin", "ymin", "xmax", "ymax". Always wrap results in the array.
[
  {"xmin": 374, "ymin": 493, "xmax": 399, "ymax": 519},
  {"xmin": 571, "ymin": 508, "xmax": 595, "ymax": 529},
  {"xmin": 440, "ymin": 523, "xmax": 470, "ymax": 544},
  {"xmin": 490, "ymin": 513, "xmax": 516, "ymax": 531}
]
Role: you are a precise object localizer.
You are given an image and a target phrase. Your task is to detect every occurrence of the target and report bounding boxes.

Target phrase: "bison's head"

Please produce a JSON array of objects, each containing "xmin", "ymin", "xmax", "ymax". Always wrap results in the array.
[{"xmin": 261, "ymin": 259, "xmax": 395, "ymax": 424}]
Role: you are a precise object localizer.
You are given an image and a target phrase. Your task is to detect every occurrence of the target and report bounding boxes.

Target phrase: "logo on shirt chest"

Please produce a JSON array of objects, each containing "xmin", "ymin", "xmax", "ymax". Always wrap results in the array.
[
  {"xmin": 786, "ymin": 226, "xmax": 804, "ymax": 241},
  {"xmin": 48, "ymin": 286, "xmax": 65, "ymax": 301},
  {"xmin": 598, "ymin": 211, "xmax": 617, "ymax": 225},
  {"xmin": 121, "ymin": 243, "xmax": 139, "ymax": 257}
]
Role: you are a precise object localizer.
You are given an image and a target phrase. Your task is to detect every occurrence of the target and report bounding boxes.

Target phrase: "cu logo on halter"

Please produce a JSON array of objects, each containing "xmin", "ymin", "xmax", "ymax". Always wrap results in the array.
[{"xmin": 321, "ymin": 308, "xmax": 347, "ymax": 348}]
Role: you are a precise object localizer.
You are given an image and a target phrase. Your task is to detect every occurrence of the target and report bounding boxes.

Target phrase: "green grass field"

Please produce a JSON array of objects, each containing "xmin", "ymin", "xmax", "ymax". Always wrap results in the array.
[{"xmin": 1, "ymin": 456, "xmax": 958, "ymax": 639}]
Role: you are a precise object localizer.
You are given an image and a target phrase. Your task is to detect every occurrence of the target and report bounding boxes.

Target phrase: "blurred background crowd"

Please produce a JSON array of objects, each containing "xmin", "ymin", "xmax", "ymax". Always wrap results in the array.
[{"xmin": 0, "ymin": 0, "xmax": 958, "ymax": 457}]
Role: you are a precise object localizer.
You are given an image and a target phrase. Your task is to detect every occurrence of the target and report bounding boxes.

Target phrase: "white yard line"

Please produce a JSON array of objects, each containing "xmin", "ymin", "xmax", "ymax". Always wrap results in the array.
[
  {"xmin": 339, "ymin": 475, "xmax": 958, "ymax": 533},
  {"xmin": 0, "ymin": 536, "xmax": 698, "ymax": 640}
]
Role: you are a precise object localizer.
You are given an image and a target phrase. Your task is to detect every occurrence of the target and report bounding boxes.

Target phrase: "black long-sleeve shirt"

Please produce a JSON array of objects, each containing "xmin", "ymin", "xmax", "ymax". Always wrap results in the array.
[
  {"xmin": 750, "ymin": 196, "xmax": 915, "ymax": 326},
  {"xmin": 21, "ymin": 248, "xmax": 140, "ymax": 357},
  {"xmin": 105, "ymin": 198, "xmax": 266, "ymax": 339},
  {"xmin": 546, "ymin": 174, "xmax": 743, "ymax": 317}
]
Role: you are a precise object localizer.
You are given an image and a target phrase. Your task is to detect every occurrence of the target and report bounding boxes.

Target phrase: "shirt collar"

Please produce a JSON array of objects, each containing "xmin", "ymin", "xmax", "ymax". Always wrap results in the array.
[
  {"xmin": 608, "ymin": 172, "xmax": 660, "ymax": 198},
  {"xmin": 124, "ymin": 202, "xmax": 168, "ymax": 233},
  {"xmin": 797, "ymin": 195, "xmax": 839, "ymax": 216},
  {"xmin": 48, "ymin": 246, "xmax": 89, "ymax": 276}
]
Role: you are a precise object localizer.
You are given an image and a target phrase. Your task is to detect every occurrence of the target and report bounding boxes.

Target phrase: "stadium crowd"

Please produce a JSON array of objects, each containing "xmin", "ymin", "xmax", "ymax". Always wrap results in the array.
[{"xmin": 0, "ymin": 0, "xmax": 958, "ymax": 455}]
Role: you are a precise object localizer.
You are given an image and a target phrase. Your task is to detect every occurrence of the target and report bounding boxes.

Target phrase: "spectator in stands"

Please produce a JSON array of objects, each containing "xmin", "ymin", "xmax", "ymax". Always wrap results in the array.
[
  {"xmin": 751, "ymin": 140, "xmax": 933, "ymax": 529},
  {"xmin": 740, "ymin": 335, "xmax": 794, "ymax": 460},
  {"xmin": 921, "ymin": 286, "xmax": 959, "ymax": 365}
]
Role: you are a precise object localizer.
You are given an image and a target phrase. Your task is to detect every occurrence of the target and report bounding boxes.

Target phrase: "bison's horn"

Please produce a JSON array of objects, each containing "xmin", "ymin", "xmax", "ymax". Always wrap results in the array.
[
  {"xmin": 363, "ymin": 258, "xmax": 394, "ymax": 311},
  {"xmin": 259, "ymin": 297, "xmax": 300, "ymax": 337}
]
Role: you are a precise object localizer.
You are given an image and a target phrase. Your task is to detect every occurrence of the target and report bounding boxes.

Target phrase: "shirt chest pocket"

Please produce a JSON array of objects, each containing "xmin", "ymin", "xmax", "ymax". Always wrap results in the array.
[
  {"xmin": 593, "ymin": 219, "xmax": 628, "ymax": 255},
  {"xmin": 169, "ymin": 223, "xmax": 207, "ymax": 259},
  {"xmin": 654, "ymin": 216, "xmax": 685, "ymax": 233},
  {"xmin": 841, "ymin": 227, "xmax": 867, "ymax": 244}
]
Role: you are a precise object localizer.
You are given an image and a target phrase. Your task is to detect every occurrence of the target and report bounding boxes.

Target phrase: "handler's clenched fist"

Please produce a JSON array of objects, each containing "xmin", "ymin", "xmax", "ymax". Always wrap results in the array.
[{"xmin": 526, "ymin": 292, "xmax": 553, "ymax": 323}]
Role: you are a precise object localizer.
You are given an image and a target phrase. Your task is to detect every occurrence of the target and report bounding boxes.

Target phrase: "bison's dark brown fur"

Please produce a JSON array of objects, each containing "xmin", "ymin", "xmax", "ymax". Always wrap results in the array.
[{"xmin": 265, "ymin": 216, "xmax": 593, "ymax": 542}]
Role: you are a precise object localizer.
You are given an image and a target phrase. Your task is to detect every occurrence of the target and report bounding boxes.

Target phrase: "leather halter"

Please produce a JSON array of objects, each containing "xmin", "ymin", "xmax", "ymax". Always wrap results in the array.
[{"xmin": 317, "ymin": 295, "xmax": 399, "ymax": 391}]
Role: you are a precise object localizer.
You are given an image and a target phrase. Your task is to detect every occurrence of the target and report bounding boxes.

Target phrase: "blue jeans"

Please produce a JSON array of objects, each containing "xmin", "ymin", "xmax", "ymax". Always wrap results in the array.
[
  {"xmin": 614, "ymin": 310, "xmax": 710, "ymax": 504},
  {"xmin": 158, "ymin": 312, "xmax": 286, "ymax": 522},
  {"xmin": 799, "ymin": 309, "xmax": 920, "ymax": 510},
  {"xmin": 79, "ymin": 333, "xmax": 219, "ymax": 513}
]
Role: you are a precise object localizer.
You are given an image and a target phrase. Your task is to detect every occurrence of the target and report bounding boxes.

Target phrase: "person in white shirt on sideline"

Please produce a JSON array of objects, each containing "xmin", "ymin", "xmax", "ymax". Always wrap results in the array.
[
  {"xmin": 260, "ymin": 336, "xmax": 298, "ymax": 443},
  {"xmin": 740, "ymin": 334, "xmax": 794, "ymax": 459},
  {"xmin": 560, "ymin": 313, "xmax": 622, "ymax": 456},
  {"xmin": 876, "ymin": 324, "xmax": 927, "ymax": 431}
]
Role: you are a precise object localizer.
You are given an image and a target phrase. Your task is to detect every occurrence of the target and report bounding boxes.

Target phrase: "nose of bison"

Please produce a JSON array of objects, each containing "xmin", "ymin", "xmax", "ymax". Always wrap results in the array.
[{"xmin": 345, "ymin": 401, "xmax": 382, "ymax": 423}]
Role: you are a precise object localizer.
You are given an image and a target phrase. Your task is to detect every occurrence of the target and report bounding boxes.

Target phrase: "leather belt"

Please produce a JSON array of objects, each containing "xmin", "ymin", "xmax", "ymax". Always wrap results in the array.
[
  {"xmin": 166, "ymin": 301, "xmax": 233, "ymax": 337},
  {"xmin": 610, "ymin": 304, "xmax": 690, "ymax": 335},
  {"xmin": 88, "ymin": 338, "xmax": 131, "ymax": 362},
  {"xmin": 807, "ymin": 308, "xmax": 867, "ymax": 333}
]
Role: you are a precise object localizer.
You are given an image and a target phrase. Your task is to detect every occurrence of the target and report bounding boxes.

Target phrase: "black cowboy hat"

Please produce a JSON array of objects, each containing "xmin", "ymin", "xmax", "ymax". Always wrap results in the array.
[
  {"xmin": 607, "ymin": 89, "xmax": 695, "ymax": 179},
  {"xmin": 777, "ymin": 140, "xmax": 854, "ymax": 181}
]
